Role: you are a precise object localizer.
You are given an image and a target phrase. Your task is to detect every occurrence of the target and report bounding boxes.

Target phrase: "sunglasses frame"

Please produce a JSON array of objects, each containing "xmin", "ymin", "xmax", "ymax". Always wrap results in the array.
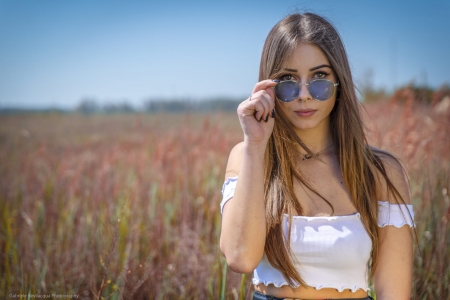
[{"xmin": 275, "ymin": 79, "xmax": 340, "ymax": 102}]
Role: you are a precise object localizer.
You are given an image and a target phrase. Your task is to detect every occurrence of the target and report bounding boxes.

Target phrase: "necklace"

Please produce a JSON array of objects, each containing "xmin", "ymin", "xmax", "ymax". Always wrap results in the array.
[{"xmin": 299, "ymin": 143, "xmax": 334, "ymax": 160}]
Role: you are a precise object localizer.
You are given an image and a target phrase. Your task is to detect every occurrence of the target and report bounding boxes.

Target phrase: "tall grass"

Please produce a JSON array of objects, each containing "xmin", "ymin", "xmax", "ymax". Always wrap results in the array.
[
  {"xmin": 363, "ymin": 99, "xmax": 450, "ymax": 298},
  {"xmin": 0, "ymin": 113, "xmax": 246, "ymax": 299},
  {"xmin": 0, "ymin": 99, "xmax": 449, "ymax": 299}
]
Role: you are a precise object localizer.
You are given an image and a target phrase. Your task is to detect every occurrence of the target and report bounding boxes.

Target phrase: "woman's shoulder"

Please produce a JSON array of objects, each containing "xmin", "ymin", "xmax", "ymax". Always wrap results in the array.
[
  {"xmin": 370, "ymin": 146, "xmax": 411, "ymax": 204},
  {"xmin": 371, "ymin": 146, "xmax": 404, "ymax": 174},
  {"xmin": 224, "ymin": 142, "xmax": 244, "ymax": 179}
]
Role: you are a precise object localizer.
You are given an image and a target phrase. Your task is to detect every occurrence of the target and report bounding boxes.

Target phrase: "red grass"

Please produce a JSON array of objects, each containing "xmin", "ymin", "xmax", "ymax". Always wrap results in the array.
[{"xmin": 0, "ymin": 99, "xmax": 449, "ymax": 299}]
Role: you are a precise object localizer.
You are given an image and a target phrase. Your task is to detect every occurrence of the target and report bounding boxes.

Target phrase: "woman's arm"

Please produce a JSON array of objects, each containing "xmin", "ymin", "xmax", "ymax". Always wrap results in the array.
[
  {"xmin": 219, "ymin": 80, "xmax": 276, "ymax": 273},
  {"xmin": 374, "ymin": 154, "xmax": 414, "ymax": 299},
  {"xmin": 219, "ymin": 141, "xmax": 267, "ymax": 273}
]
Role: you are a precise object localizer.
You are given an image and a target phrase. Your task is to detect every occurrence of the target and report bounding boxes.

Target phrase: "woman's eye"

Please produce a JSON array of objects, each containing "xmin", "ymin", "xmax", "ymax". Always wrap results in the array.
[
  {"xmin": 279, "ymin": 74, "xmax": 294, "ymax": 81},
  {"xmin": 314, "ymin": 71, "xmax": 329, "ymax": 79}
]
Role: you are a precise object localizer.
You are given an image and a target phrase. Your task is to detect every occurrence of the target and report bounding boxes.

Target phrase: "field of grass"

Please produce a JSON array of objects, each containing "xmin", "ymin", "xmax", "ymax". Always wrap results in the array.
[{"xmin": 0, "ymin": 100, "xmax": 449, "ymax": 299}]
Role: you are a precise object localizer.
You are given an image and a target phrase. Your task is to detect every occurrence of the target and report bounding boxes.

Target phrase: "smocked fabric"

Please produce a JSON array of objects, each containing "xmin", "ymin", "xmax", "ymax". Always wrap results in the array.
[
  {"xmin": 377, "ymin": 200, "xmax": 415, "ymax": 227},
  {"xmin": 220, "ymin": 176, "xmax": 238, "ymax": 214},
  {"xmin": 220, "ymin": 176, "xmax": 415, "ymax": 291}
]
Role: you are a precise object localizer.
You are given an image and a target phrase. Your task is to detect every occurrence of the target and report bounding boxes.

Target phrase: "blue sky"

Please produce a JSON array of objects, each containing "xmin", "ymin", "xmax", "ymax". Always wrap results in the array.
[{"xmin": 0, "ymin": 0, "xmax": 449, "ymax": 109}]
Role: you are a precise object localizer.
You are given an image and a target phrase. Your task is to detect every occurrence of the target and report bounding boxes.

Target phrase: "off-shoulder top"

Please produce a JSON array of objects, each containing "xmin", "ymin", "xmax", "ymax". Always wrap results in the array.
[{"xmin": 220, "ymin": 176, "xmax": 415, "ymax": 292}]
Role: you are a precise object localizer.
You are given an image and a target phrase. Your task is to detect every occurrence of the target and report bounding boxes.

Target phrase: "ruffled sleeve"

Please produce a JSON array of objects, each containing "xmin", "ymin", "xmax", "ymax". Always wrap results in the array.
[
  {"xmin": 220, "ymin": 177, "xmax": 238, "ymax": 214},
  {"xmin": 377, "ymin": 201, "xmax": 415, "ymax": 228}
]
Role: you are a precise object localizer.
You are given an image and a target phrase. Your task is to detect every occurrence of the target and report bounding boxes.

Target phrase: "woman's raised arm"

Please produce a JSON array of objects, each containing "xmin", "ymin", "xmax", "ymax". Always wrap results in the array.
[{"xmin": 219, "ymin": 80, "xmax": 277, "ymax": 273}]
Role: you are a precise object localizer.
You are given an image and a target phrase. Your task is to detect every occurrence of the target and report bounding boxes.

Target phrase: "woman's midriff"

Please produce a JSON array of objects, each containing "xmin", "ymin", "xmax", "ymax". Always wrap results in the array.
[{"xmin": 255, "ymin": 284, "xmax": 369, "ymax": 299}]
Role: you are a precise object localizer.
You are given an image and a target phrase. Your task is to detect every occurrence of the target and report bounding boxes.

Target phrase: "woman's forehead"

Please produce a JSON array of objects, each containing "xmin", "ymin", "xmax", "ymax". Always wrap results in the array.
[{"xmin": 282, "ymin": 43, "xmax": 330, "ymax": 71}]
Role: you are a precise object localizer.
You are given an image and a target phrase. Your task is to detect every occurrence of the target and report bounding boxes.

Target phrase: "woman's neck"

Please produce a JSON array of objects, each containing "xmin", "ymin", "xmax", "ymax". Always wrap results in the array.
[{"xmin": 293, "ymin": 120, "xmax": 333, "ymax": 154}]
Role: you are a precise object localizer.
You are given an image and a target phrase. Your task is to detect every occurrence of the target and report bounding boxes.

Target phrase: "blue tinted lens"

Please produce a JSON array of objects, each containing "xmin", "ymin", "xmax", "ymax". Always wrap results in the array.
[
  {"xmin": 309, "ymin": 80, "xmax": 335, "ymax": 101},
  {"xmin": 274, "ymin": 81, "xmax": 299, "ymax": 102},
  {"xmin": 275, "ymin": 80, "xmax": 335, "ymax": 102}
]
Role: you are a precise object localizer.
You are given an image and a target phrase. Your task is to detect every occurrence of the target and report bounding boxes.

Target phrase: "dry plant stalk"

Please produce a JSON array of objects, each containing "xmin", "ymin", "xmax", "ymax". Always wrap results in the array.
[{"xmin": 0, "ymin": 96, "xmax": 449, "ymax": 299}]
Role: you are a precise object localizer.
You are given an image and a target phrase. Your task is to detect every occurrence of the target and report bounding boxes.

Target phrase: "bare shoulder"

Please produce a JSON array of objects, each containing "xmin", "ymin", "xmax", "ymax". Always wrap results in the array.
[
  {"xmin": 371, "ymin": 147, "xmax": 411, "ymax": 204},
  {"xmin": 224, "ymin": 142, "xmax": 244, "ymax": 180},
  {"xmin": 372, "ymin": 148, "xmax": 414, "ymax": 296}
]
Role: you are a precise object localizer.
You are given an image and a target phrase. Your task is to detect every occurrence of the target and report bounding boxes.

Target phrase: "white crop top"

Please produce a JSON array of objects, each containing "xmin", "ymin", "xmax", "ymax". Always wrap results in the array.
[{"xmin": 220, "ymin": 176, "xmax": 415, "ymax": 292}]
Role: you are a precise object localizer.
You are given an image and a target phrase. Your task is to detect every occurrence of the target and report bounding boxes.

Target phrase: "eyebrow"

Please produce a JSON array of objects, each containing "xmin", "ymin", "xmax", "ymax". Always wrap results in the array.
[
  {"xmin": 283, "ymin": 64, "xmax": 332, "ymax": 72},
  {"xmin": 283, "ymin": 68, "xmax": 298, "ymax": 72},
  {"xmin": 309, "ymin": 64, "xmax": 332, "ymax": 71}
]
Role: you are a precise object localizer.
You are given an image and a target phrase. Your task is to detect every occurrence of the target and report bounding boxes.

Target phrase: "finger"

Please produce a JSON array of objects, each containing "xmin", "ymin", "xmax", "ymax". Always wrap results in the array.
[
  {"xmin": 249, "ymin": 90, "xmax": 270, "ymax": 120},
  {"xmin": 251, "ymin": 90, "xmax": 275, "ymax": 121},
  {"xmin": 253, "ymin": 111, "xmax": 260, "ymax": 122},
  {"xmin": 252, "ymin": 101, "xmax": 265, "ymax": 121},
  {"xmin": 258, "ymin": 93, "xmax": 271, "ymax": 121},
  {"xmin": 264, "ymin": 79, "xmax": 279, "ymax": 100},
  {"xmin": 240, "ymin": 97, "xmax": 264, "ymax": 117},
  {"xmin": 252, "ymin": 79, "xmax": 279, "ymax": 95},
  {"xmin": 261, "ymin": 90, "xmax": 277, "ymax": 118}
]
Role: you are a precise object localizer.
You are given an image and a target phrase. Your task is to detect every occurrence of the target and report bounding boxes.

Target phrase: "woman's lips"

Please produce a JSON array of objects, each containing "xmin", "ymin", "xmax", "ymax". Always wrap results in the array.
[{"xmin": 295, "ymin": 109, "xmax": 316, "ymax": 117}]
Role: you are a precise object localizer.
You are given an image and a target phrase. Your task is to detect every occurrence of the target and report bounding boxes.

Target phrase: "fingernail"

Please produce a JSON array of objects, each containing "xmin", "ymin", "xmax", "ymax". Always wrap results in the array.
[
  {"xmin": 265, "ymin": 114, "xmax": 269, "ymax": 122},
  {"xmin": 272, "ymin": 79, "xmax": 280, "ymax": 83},
  {"xmin": 259, "ymin": 116, "xmax": 263, "ymax": 122},
  {"xmin": 271, "ymin": 109, "xmax": 275, "ymax": 118}
]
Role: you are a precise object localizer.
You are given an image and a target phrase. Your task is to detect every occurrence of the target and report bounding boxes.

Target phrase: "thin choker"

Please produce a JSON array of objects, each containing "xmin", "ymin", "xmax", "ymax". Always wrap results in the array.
[{"xmin": 299, "ymin": 143, "xmax": 334, "ymax": 160}]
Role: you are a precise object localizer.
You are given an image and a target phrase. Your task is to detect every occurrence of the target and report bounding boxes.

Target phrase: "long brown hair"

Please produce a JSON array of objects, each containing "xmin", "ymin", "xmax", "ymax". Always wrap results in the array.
[{"xmin": 260, "ymin": 12, "xmax": 410, "ymax": 287}]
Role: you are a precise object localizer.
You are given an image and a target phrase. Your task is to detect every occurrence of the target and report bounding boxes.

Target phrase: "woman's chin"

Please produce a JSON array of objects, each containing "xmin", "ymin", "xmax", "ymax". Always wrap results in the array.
[{"xmin": 289, "ymin": 120, "xmax": 321, "ymax": 131}]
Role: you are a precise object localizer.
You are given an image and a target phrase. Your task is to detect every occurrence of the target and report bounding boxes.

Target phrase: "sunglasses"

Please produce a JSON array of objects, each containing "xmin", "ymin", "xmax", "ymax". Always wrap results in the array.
[{"xmin": 274, "ymin": 79, "xmax": 339, "ymax": 102}]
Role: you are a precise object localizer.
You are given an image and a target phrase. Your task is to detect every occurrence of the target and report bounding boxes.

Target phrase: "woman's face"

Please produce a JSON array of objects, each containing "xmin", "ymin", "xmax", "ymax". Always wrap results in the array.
[{"xmin": 276, "ymin": 42, "xmax": 338, "ymax": 134}]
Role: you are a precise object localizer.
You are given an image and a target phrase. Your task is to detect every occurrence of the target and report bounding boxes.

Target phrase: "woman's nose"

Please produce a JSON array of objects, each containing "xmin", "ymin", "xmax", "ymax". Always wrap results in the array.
[{"xmin": 297, "ymin": 83, "xmax": 312, "ymax": 102}]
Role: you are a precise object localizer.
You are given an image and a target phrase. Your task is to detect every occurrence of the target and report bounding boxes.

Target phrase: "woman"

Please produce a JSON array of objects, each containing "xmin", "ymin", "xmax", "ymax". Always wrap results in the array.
[{"xmin": 219, "ymin": 13, "xmax": 415, "ymax": 300}]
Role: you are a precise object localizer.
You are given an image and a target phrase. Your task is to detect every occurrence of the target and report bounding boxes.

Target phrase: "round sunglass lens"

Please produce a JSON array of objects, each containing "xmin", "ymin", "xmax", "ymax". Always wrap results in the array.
[
  {"xmin": 275, "ymin": 81, "xmax": 299, "ymax": 102},
  {"xmin": 309, "ymin": 80, "xmax": 334, "ymax": 101}
]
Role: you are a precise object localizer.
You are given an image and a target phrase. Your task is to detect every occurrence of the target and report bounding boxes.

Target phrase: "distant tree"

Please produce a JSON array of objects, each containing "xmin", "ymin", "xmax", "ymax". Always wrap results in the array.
[
  {"xmin": 389, "ymin": 84, "xmax": 436, "ymax": 105},
  {"xmin": 76, "ymin": 98, "xmax": 100, "ymax": 114},
  {"xmin": 360, "ymin": 68, "xmax": 389, "ymax": 103},
  {"xmin": 363, "ymin": 88, "xmax": 389, "ymax": 103},
  {"xmin": 143, "ymin": 97, "xmax": 241, "ymax": 113},
  {"xmin": 144, "ymin": 99, "xmax": 191, "ymax": 113},
  {"xmin": 117, "ymin": 101, "xmax": 134, "ymax": 113},
  {"xmin": 210, "ymin": 98, "xmax": 239, "ymax": 111},
  {"xmin": 104, "ymin": 100, "xmax": 135, "ymax": 113}
]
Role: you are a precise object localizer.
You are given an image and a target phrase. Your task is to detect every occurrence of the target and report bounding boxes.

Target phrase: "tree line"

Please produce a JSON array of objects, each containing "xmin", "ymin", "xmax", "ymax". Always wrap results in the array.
[{"xmin": 75, "ymin": 98, "xmax": 243, "ymax": 114}]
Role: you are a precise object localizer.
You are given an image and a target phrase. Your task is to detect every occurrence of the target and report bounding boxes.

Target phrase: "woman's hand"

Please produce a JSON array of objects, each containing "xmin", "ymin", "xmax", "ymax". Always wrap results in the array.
[
  {"xmin": 237, "ymin": 80, "xmax": 277, "ymax": 145},
  {"xmin": 221, "ymin": 79, "xmax": 278, "ymax": 272}
]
